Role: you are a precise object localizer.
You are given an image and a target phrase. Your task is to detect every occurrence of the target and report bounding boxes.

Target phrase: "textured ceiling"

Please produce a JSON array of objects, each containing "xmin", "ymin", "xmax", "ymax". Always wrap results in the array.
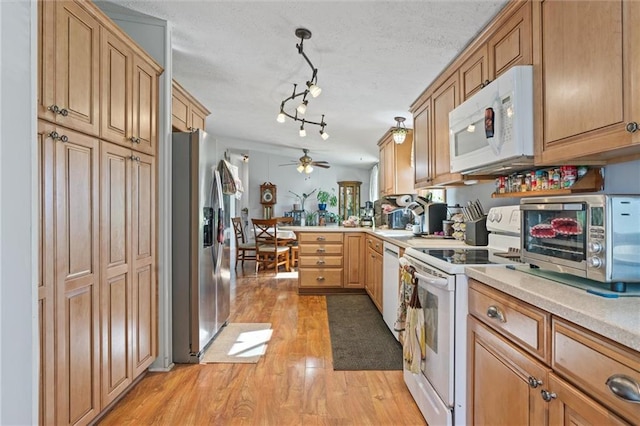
[{"xmin": 109, "ymin": 0, "xmax": 508, "ymax": 168}]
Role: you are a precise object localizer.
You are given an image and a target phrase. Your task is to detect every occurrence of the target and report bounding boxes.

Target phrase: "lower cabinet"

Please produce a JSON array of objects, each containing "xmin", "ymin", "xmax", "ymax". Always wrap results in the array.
[
  {"xmin": 298, "ymin": 232, "xmax": 344, "ymax": 290},
  {"xmin": 39, "ymin": 123, "xmax": 157, "ymax": 425},
  {"xmin": 468, "ymin": 279, "xmax": 639, "ymax": 425},
  {"xmin": 343, "ymin": 233, "xmax": 365, "ymax": 288},
  {"xmin": 365, "ymin": 236, "xmax": 383, "ymax": 311}
]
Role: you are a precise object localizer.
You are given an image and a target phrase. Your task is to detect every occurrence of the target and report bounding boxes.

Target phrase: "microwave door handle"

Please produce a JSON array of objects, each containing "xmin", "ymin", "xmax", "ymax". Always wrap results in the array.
[{"xmin": 413, "ymin": 270, "xmax": 449, "ymax": 289}]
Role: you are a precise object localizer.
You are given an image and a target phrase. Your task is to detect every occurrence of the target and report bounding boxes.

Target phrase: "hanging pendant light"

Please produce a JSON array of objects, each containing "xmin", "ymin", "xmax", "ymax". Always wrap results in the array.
[{"xmin": 391, "ymin": 116, "xmax": 408, "ymax": 144}]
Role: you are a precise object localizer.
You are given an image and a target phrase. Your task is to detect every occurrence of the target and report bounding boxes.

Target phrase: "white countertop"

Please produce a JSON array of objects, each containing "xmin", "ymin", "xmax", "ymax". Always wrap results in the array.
[{"xmin": 465, "ymin": 266, "xmax": 640, "ymax": 352}]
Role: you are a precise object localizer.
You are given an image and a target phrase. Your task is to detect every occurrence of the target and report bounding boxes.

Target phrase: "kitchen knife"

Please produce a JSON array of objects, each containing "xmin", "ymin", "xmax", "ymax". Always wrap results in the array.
[{"xmin": 475, "ymin": 199, "xmax": 485, "ymax": 216}]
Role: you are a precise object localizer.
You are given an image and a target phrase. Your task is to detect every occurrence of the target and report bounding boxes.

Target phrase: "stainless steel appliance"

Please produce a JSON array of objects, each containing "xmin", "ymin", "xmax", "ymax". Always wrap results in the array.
[
  {"xmin": 171, "ymin": 131, "xmax": 231, "ymax": 363},
  {"xmin": 402, "ymin": 205, "xmax": 522, "ymax": 425},
  {"xmin": 521, "ymin": 194, "xmax": 640, "ymax": 291},
  {"xmin": 449, "ymin": 65, "xmax": 534, "ymax": 175},
  {"xmin": 385, "ymin": 208, "xmax": 412, "ymax": 229},
  {"xmin": 361, "ymin": 201, "xmax": 374, "ymax": 227}
]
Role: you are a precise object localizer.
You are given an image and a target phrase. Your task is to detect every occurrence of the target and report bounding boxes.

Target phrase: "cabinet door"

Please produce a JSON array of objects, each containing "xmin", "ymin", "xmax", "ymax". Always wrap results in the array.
[
  {"xmin": 131, "ymin": 153, "xmax": 157, "ymax": 376},
  {"xmin": 38, "ymin": 122, "xmax": 56, "ymax": 426},
  {"xmin": 171, "ymin": 88, "xmax": 190, "ymax": 132},
  {"xmin": 536, "ymin": 0, "xmax": 633, "ymax": 163},
  {"xmin": 378, "ymin": 143, "xmax": 386, "ymax": 196},
  {"xmin": 372, "ymin": 250, "xmax": 383, "ymax": 312},
  {"xmin": 100, "ymin": 29, "xmax": 132, "ymax": 147},
  {"xmin": 413, "ymin": 99, "xmax": 432, "ymax": 187},
  {"xmin": 54, "ymin": 127, "xmax": 100, "ymax": 426},
  {"xmin": 132, "ymin": 55, "xmax": 158, "ymax": 156},
  {"xmin": 100, "ymin": 142, "xmax": 133, "ymax": 406},
  {"xmin": 343, "ymin": 233, "xmax": 365, "ymax": 289},
  {"xmin": 488, "ymin": 1, "xmax": 532, "ymax": 79},
  {"xmin": 547, "ymin": 373, "xmax": 629, "ymax": 426},
  {"xmin": 54, "ymin": 1, "xmax": 100, "ymax": 136},
  {"xmin": 468, "ymin": 317, "xmax": 548, "ymax": 425},
  {"xmin": 459, "ymin": 45, "xmax": 489, "ymax": 101},
  {"xmin": 382, "ymin": 141, "xmax": 394, "ymax": 195},
  {"xmin": 190, "ymin": 107, "xmax": 207, "ymax": 131},
  {"xmin": 38, "ymin": 0, "xmax": 56, "ymax": 122},
  {"xmin": 431, "ymin": 73, "xmax": 461, "ymax": 185}
]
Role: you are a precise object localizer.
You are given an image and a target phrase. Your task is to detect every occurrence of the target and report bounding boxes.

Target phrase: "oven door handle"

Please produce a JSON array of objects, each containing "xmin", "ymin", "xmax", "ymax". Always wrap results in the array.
[{"xmin": 413, "ymin": 270, "xmax": 449, "ymax": 289}]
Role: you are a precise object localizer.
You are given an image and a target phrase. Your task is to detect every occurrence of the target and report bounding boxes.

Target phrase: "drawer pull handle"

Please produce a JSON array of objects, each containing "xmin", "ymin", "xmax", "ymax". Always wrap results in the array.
[
  {"xmin": 316, "ymin": 248, "xmax": 326, "ymax": 253},
  {"xmin": 316, "ymin": 276, "xmax": 325, "ymax": 281},
  {"xmin": 528, "ymin": 377, "xmax": 542, "ymax": 388},
  {"xmin": 486, "ymin": 305, "xmax": 506, "ymax": 323},
  {"xmin": 606, "ymin": 374, "xmax": 640, "ymax": 403},
  {"xmin": 317, "ymin": 236, "xmax": 326, "ymax": 241},
  {"xmin": 316, "ymin": 260, "xmax": 325, "ymax": 265},
  {"xmin": 540, "ymin": 390, "xmax": 557, "ymax": 402}
]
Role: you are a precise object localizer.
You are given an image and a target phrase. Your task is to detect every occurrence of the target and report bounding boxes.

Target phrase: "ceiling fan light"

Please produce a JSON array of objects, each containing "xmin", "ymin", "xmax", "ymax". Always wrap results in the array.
[
  {"xmin": 296, "ymin": 164, "xmax": 305, "ymax": 173},
  {"xmin": 299, "ymin": 125, "xmax": 306, "ymax": 137},
  {"xmin": 320, "ymin": 130, "xmax": 329, "ymax": 140},
  {"xmin": 304, "ymin": 164, "xmax": 313, "ymax": 174},
  {"xmin": 276, "ymin": 112, "xmax": 286, "ymax": 123},
  {"xmin": 307, "ymin": 82, "xmax": 322, "ymax": 98}
]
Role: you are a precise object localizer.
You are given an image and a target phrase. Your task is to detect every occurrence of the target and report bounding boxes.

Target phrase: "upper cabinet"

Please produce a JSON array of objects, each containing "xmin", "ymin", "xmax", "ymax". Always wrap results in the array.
[
  {"xmin": 533, "ymin": 0, "xmax": 640, "ymax": 164},
  {"xmin": 410, "ymin": 1, "xmax": 532, "ymax": 188},
  {"xmin": 172, "ymin": 80, "xmax": 211, "ymax": 132},
  {"xmin": 378, "ymin": 129, "xmax": 414, "ymax": 196}
]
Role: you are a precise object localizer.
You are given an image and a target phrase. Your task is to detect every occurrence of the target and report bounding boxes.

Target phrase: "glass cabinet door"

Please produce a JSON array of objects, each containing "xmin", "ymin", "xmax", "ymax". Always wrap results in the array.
[{"xmin": 338, "ymin": 181, "xmax": 361, "ymax": 221}]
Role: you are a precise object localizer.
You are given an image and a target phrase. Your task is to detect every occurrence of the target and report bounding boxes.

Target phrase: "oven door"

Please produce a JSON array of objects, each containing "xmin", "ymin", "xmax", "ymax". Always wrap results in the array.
[
  {"xmin": 521, "ymin": 202, "xmax": 588, "ymax": 275},
  {"xmin": 412, "ymin": 264, "xmax": 456, "ymax": 406}
]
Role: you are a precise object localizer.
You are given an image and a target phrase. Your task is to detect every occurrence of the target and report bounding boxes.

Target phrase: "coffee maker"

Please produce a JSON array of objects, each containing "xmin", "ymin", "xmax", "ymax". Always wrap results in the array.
[{"xmin": 360, "ymin": 201, "xmax": 374, "ymax": 227}]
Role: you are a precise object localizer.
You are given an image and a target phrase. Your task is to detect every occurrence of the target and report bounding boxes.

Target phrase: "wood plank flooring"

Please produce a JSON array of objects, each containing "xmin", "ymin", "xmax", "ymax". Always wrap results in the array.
[{"xmin": 97, "ymin": 265, "xmax": 427, "ymax": 425}]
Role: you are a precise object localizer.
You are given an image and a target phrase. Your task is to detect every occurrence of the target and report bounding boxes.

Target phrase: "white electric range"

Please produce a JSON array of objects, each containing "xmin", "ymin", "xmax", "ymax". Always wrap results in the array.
[{"xmin": 401, "ymin": 205, "xmax": 523, "ymax": 426}]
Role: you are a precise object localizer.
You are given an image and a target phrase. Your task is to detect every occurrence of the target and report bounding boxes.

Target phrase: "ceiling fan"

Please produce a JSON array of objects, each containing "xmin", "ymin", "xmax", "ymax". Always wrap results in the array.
[{"xmin": 280, "ymin": 149, "xmax": 330, "ymax": 174}]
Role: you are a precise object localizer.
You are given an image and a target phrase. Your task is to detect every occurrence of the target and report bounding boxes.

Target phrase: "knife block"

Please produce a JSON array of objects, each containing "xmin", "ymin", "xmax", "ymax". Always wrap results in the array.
[{"xmin": 465, "ymin": 216, "xmax": 488, "ymax": 246}]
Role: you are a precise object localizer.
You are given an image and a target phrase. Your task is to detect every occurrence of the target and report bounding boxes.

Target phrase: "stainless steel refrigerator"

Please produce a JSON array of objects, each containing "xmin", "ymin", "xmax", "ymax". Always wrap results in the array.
[{"xmin": 171, "ymin": 131, "xmax": 230, "ymax": 363}]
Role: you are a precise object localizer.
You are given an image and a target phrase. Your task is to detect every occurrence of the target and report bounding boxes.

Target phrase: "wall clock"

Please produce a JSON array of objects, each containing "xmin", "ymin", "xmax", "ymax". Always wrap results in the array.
[{"xmin": 260, "ymin": 183, "xmax": 277, "ymax": 205}]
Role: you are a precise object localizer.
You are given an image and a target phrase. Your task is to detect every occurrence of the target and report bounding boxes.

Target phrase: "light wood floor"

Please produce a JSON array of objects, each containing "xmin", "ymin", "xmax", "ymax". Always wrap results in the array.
[{"xmin": 97, "ymin": 263, "xmax": 427, "ymax": 425}]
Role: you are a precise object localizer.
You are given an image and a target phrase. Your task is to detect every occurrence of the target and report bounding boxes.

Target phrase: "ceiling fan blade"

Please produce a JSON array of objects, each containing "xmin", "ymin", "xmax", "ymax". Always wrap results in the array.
[
  {"xmin": 313, "ymin": 163, "xmax": 331, "ymax": 169},
  {"xmin": 312, "ymin": 161, "xmax": 330, "ymax": 164}
]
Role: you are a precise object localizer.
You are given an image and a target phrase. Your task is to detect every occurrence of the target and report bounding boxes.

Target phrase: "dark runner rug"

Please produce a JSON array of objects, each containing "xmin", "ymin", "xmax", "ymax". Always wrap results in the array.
[{"xmin": 326, "ymin": 294, "xmax": 403, "ymax": 370}]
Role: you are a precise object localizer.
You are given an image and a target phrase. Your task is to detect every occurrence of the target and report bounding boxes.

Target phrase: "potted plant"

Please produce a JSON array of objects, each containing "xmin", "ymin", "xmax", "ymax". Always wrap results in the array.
[{"xmin": 316, "ymin": 188, "xmax": 337, "ymax": 211}]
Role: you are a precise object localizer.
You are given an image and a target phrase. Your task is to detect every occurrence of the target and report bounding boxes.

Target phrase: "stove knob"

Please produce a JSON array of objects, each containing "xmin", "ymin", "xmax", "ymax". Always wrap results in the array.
[
  {"xmin": 588, "ymin": 257, "xmax": 603, "ymax": 268},
  {"xmin": 588, "ymin": 241, "xmax": 603, "ymax": 254}
]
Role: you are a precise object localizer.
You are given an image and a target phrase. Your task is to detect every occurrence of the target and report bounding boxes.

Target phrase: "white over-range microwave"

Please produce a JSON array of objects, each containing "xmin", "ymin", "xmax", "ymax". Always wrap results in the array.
[{"xmin": 449, "ymin": 65, "xmax": 534, "ymax": 175}]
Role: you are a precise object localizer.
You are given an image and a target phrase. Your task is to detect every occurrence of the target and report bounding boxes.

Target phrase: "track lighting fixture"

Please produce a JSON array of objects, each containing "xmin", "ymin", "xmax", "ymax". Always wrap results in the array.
[
  {"xmin": 276, "ymin": 28, "xmax": 328, "ymax": 140},
  {"xmin": 391, "ymin": 116, "xmax": 408, "ymax": 144}
]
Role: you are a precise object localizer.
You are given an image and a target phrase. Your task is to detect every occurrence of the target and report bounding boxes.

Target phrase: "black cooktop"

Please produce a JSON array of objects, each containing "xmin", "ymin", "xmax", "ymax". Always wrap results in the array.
[{"xmin": 416, "ymin": 248, "xmax": 494, "ymax": 265}]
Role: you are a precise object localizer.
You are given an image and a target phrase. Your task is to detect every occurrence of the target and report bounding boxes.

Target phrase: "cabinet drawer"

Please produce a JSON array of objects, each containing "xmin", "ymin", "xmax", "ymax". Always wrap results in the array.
[
  {"xmin": 299, "ymin": 255, "xmax": 342, "ymax": 268},
  {"xmin": 365, "ymin": 236, "xmax": 383, "ymax": 255},
  {"xmin": 552, "ymin": 319, "xmax": 640, "ymax": 424},
  {"xmin": 299, "ymin": 268, "xmax": 343, "ymax": 288},
  {"xmin": 468, "ymin": 280, "xmax": 551, "ymax": 362},
  {"xmin": 299, "ymin": 243, "xmax": 343, "ymax": 256},
  {"xmin": 299, "ymin": 232, "xmax": 343, "ymax": 243}
]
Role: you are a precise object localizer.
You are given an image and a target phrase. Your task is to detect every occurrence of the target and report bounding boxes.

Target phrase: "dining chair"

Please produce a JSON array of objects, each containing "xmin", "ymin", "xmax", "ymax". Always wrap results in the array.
[
  {"xmin": 274, "ymin": 216, "xmax": 298, "ymax": 268},
  {"xmin": 231, "ymin": 217, "xmax": 256, "ymax": 269},
  {"xmin": 252, "ymin": 218, "xmax": 290, "ymax": 273}
]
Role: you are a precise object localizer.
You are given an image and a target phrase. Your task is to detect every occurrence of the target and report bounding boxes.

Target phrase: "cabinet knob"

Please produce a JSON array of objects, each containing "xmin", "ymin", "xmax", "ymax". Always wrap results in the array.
[
  {"xmin": 316, "ymin": 259, "xmax": 325, "ymax": 265},
  {"xmin": 316, "ymin": 276, "xmax": 325, "ymax": 281},
  {"xmin": 528, "ymin": 376, "xmax": 543, "ymax": 389},
  {"xmin": 626, "ymin": 122, "xmax": 639, "ymax": 133},
  {"xmin": 486, "ymin": 305, "xmax": 506, "ymax": 323},
  {"xmin": 540, "ymin": 390, "xmax": 557, "ymax": 402},
  {"xmin": 59, "ymin": 108, "xmax": 69, "ymax": 117},
  {"xmin": 60, "ymin": 135, "xmax": 68, "ymax": 143},
  {"xmin": 606, "ymin": 374, "xmax": 640, "ymax": 403},
  {"xmin": 316, "ymin": 248, "xmax": 326, "ymax": 253},
  {"xmin": 47, "ymin": 105, "xmax": 59, "ymax": 114},
  {"xmin": 48, "ymin": 132, "xmax": 68, "ymax": 142},
  {"xmin": 317, "ymin": 236, "xmax": 326, "ymax": 241},
  {"xmin": 130, "ymin": 136, "xmax": 141, "ymax": 144}
]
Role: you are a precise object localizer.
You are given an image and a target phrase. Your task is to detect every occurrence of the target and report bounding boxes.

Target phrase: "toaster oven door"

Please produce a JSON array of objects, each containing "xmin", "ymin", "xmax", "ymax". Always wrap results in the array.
[{"xmin": 521, "ymin": 202, "xmax": 587, "ymax": 270}]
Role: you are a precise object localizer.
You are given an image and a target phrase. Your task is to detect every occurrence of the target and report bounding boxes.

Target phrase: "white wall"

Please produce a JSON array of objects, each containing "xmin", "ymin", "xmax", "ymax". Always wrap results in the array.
[
  {"xmin": 0, "ymin": 0, "xmax": 37, "ymax": 423},
  {"xmin": 225, "ymin": 148, "xmax": 371, "ymax": 221}
]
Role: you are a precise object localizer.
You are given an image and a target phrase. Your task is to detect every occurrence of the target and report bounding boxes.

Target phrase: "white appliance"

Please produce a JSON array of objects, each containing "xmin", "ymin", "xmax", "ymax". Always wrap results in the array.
[
  {"xmin": 402, "ymin": 205, "xmax": 522, "ymax": 425},
  {"xmin": 171, "ymin": 131, "xmax": 231, "ymax": 363},
  {"xmin": 382, "ymin": 242, "xmax": 400, "ymax": 340},
  {"xmin": 449, "ymin": 65, "xmax": 534, "ymax": 175}
]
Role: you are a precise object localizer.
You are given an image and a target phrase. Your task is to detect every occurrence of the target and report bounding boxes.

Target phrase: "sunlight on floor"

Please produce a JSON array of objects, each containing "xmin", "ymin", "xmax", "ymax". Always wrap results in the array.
[
  {"xmin": 228, "ymin": 329, "xmax": 273, "ymax": 358},
  {"xmin": 276, "ymin": 271, "xmax": 299, "ymax": 279}
]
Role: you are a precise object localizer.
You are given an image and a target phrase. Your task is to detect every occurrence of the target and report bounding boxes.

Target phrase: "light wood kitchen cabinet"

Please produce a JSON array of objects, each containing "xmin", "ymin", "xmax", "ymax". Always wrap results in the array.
[
  {"xmin": 343, "ymin": 233, "xmax": 365, "ymax": 289},
  {"xmin": 39, "ymin": 0, "xmax": 101, "ymax": 137},
  {"xmin": 51, "ymin": 125, "xmax": 101, "ymax": 426},
  {"xmin": 378, "ymin": 129, "xmax": 414, "ymax": 196},
  {"xmin": 172, "ymin": 79, "xmax": 211, "ymax": 132},
  {"xmin": 131, "ymin": 55, "xmax": 160, "ymax": 155},
  {"xmin": 298, "ymin": 232, "xmax": 344, "ymax": 290},
  {"xmin": 459, "ymin": 45, "xmax": 489, "ymax": 102},
  {"xmin": 487, "ymin": 1, "xmax": 532, "ymax": 79},
  {"xmin": 365, "ymin": 236, "xmax": 383, "ymax": 312},
  {"xmin": 412, "ymin": 99, "xmax": 432, "ymax": 187},
  {"xmin": 468, "ymin": 317, "xmax": 549, "ymax": 425},
  {"xmin": 533, "ymin": 0, "xmax": 640, "ymax": 164},
  {"xmin": 431, "ymin": 72, "xmax": 462, "ymax": 186},
  {"xmin": 468, "ymin": 279, "xmax": 640, "ymax": 425}
]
